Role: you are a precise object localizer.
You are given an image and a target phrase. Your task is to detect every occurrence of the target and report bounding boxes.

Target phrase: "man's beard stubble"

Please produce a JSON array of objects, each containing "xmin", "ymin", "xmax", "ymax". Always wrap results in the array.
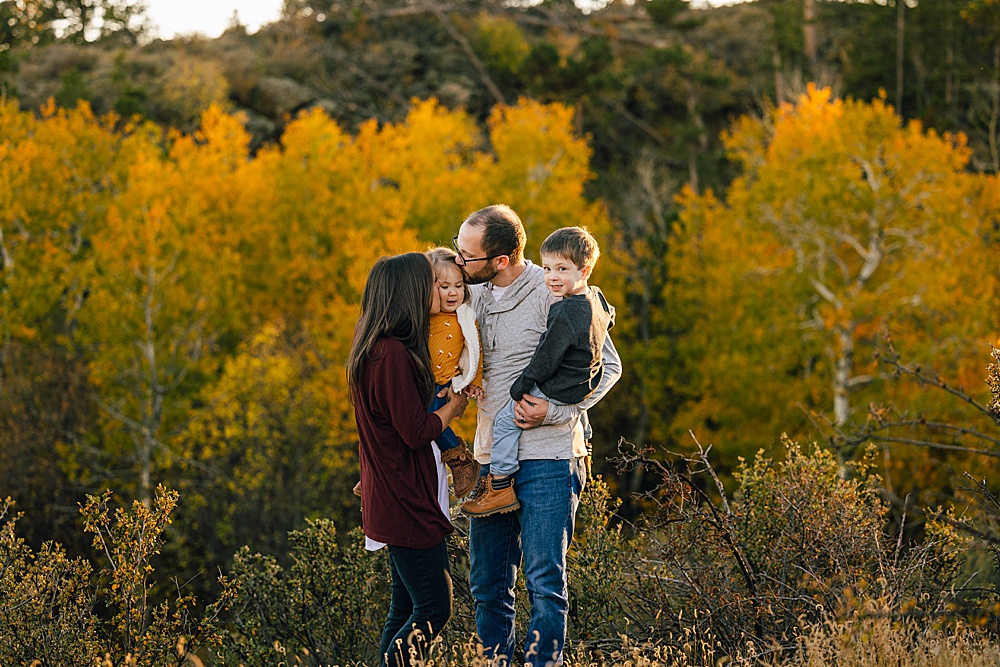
[{"xmin": 461, "ymin": 264, "xmax": 499, "ymax": 285}]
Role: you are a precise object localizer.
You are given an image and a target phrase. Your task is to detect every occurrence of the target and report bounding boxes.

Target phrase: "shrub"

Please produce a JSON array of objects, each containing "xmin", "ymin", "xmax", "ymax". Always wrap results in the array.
[
  {"xmin": 619, "ymin": 437, "xmax": 972, "ymax": 655},
  {"xmin": 211, "ymin": 477, "xmax": 642, "ymax": 665},
  {"xmin": 55, "ymin": 67, "xmax": 91, "ymax": 107},
  {"xmin": 0, "ymin": 498, "xmax": 100, "ymax": 665},
  {"xmin": 567, "ymin": 478, "xmax": 644, "ymax": 645},
  {"xmin": 216, "ymin": 519, "xmax": 389, "ymax": 666},
  {"xmin": 0, "ymin": 486, "xmax": 219, "ymax": 666},
  {"xmin": 153, "ymin": 55, "xmax": 229, "ymax": 130}
]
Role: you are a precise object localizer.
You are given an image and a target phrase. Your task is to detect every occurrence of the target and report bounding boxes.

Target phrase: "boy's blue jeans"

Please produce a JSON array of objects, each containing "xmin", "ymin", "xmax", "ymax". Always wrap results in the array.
[
  {"xmin": 430, "ymin": 383, "xmax": 461, "ymax": 450},
  {"xmin": 469, "ymin": 457, "xmax": 587, "ymax": 666},
  {"xmin": 490, "ymin": 386, "xmax": 563, "ymax": 477}
]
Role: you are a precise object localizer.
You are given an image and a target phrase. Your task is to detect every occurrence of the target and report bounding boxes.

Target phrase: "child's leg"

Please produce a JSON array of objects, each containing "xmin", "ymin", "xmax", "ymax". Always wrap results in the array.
[
  {"xmin": 462, "ymin": 401, "xmax": 522, "ymax": 517},
  {"xmin": 431, "ymin": 383, "xmax": 477, "ymax": 497},
  {"xmin": 465, "ymin": 388, "xmax": 567, "ymax": 517},
  {"xmin": 429, "ymin": 383, "xmax": 460, "ymax": 451},
  {"xmin": 490, "ymin": 387, "xmax": 565, "ymax": 478},
  {"xmin": 490, "ymin": 399, "xmax": 523, "ymax": 478}
]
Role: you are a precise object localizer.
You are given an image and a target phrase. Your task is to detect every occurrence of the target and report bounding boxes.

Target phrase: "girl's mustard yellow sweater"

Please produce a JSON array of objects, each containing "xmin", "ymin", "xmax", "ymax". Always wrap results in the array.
[{"xmin": 429, "ymin": 312, "xmax": 482, "ymax": 389}]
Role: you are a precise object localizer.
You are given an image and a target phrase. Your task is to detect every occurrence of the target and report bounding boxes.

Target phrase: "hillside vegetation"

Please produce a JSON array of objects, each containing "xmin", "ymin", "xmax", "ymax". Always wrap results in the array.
[{"xmin": 1, "ymin": 1, "xmax": 999, "ymax": 663}]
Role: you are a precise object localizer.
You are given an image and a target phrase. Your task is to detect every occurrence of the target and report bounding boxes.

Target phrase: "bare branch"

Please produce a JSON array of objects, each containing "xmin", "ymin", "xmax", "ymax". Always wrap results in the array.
[
  {"xmin": 881, "ymin": 353, "xmax": 996, "ymax": 419},
  {"xmin": 810, "ymin": 277, "xmax": 840, "ymax": 307},
  {"xmin": 863, "ymin": 435, "xmax": 1000, "ymax": 459},
  {"xmin": 425, "ymin": 2, "xmax": 507, "ymax": 106}
]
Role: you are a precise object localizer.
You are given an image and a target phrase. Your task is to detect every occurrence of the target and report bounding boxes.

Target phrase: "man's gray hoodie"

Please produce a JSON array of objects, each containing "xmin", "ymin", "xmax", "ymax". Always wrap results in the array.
[{"xmin": 470, "ymin": 261, "xmax": 622, "ymax": 464}]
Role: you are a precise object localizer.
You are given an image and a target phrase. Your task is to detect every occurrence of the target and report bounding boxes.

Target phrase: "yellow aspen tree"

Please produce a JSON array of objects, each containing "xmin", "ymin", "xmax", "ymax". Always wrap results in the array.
[
  {"xmin": 0, "ymin": 100, "xmax": 125, "ymax": 358},
  {"xmin": 79, "ymin": 109, "xmax": 245, "ymax": 507},
  {"xmin": 364, "ymin": 97, "xmax": 490, "ymax": 246},
  {"xmin": 227, "ymin": 108, "xmax": 424, "ymax": 460},
  {"xmin": 673, "ymin": 86, "xmax": 998, "ymax": 466},
  {"xmin": 238, "ymin": 107, "xmax": 420, "ymax": 322},
  {"xmin": 484, "ymin": 97, "xmax": 609, "ymax": 252},
  {"xmin": 175, "ymin": 321, "xmax": 350, "ymax": 563}
]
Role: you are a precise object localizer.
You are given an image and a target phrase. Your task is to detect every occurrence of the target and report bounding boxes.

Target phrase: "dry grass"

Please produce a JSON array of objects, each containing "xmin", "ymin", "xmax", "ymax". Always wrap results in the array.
[
  {"xmin": 551, "ymin": 618, "xmax": 1000, "ymax": 667},
  {"xmin": 771, "ymin": 617, "xmax": 1000, "ymax": 667},
  {"xmin": 344, "ymin": 617, "xmax": 1000, "ymax": 667}
]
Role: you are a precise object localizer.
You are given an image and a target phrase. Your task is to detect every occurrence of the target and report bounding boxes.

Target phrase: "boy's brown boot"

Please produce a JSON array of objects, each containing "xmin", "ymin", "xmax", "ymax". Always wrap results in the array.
[
  {"xmin": 441, "ymin": 439, "xmax": 478, "ymax": 497},
  {"xmin": 461, "ymin": 474, "xmax": 520, "ymax": 517}
]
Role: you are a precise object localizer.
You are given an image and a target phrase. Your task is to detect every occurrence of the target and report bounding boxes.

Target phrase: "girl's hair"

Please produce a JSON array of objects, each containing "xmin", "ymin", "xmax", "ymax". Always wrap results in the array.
[
  {"xmin": 347, "ymin": 252, "xmax": 436, "ymax": 405},
  {"xmin": 425, "ymin": 247, "xmax": 471, "ymax": 304}
]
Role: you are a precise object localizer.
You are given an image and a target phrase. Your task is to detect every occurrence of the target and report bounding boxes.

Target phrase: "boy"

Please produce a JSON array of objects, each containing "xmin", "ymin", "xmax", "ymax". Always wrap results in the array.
[{"xmin": 461, "ymin": 226, "xmax": 615, "ymax": 517}]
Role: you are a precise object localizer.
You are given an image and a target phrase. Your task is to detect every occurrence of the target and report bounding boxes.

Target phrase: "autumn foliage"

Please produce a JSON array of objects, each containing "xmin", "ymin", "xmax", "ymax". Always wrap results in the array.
[
  {"xmin": 1, "ymin": 85, "xmax": 999, "ymax": 664},
  {"xmin": 670, "ymin": 86, "xmax": 999, "ymax": 473},
  {"xmin": 0, "ymin": 95, "xmax": 608, "ymax": 569}
]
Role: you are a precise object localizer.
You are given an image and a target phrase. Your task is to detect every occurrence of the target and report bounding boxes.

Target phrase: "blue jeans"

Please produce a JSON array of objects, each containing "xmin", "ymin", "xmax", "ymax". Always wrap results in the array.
[
  {"xmin": 381, "ymin": 540, "xmax": 453, "ymax": 666},
  {"xmin": 429, "ymin": 383, "xmax": 461, "ymax": 450},
  {"xmin": 469, "ymin": 457, "xmax": 587, "ymax": 666}
]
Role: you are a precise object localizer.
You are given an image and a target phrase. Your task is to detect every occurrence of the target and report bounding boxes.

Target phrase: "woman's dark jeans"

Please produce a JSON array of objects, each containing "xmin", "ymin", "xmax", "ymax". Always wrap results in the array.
[{"xmin": 380, "ymin": 539, "xmax": 453, "ymax": 666}]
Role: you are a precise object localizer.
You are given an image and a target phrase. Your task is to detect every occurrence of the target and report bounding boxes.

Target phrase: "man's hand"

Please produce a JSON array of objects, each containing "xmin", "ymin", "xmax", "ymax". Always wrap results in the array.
[{"xmin": 513, "ymin": 396, "xmax": 548, "ymax": 428}]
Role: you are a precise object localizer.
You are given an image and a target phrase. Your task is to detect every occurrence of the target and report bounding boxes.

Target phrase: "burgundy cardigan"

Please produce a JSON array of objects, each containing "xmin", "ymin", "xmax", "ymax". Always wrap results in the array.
[{"xmin": 354, "ymin": 338, "xmax": 454, "ymax": 548}]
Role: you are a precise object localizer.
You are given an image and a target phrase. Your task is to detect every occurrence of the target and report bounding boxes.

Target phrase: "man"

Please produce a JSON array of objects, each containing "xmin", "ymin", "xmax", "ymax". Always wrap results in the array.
[{"xmin": 453, "ymin": 204, "xmax": 622, "ymax": 666}]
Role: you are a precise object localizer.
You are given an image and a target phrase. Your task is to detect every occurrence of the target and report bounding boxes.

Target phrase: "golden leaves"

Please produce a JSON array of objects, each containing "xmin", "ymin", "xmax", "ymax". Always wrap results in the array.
[
  {"xmin": 2, "ymin": 93, "xmax": 604, "ymax": 502},
  {"xmin": 672, "ymin": 86, "xmax": 999, "ymax": 455}
]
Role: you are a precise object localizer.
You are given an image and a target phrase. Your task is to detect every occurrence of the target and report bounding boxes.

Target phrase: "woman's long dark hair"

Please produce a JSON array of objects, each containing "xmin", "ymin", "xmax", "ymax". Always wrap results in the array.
[{"xmin": 347, "ymin": 252, "xmax": 436, "ymax": 406}]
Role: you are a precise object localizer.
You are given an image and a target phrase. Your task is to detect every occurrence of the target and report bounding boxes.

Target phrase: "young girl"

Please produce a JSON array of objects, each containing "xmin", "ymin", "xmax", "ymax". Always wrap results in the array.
[
  {"xmin": 424, "ymin": 247, "xmax": 482, "ymax": 498},
  {"xmin": 353, "ymin": 249, "xmax": 481, "ymax": 499}
]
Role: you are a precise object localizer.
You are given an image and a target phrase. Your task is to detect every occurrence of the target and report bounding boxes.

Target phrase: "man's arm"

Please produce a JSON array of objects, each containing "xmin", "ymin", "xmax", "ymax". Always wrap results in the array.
[{"xmin": 516, "ymin": 333, "xmax": 622, "ymax": 427}]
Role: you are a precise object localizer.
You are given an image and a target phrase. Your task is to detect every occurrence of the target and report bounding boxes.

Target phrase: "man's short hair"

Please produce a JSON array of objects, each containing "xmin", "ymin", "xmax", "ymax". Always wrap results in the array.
[
  {"xmin": 540, "ymin": 226, "xmax": 600, "ymax": 270},
  {"xmin": 462, "ymin": 204, "xmax": 526, "ymax": 265}
]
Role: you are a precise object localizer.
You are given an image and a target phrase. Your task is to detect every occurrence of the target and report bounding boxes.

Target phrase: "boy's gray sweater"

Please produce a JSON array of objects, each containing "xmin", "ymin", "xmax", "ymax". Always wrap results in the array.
[{"xmin": 470, "ymin": 261, "xmax": 621, "ymax": 465}]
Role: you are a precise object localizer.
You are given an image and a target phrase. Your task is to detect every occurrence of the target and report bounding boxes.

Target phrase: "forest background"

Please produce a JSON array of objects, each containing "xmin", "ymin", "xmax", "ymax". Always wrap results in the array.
[{"xmin": 1, "ymin": 0, "xmax": 1000, "ymax": 664}]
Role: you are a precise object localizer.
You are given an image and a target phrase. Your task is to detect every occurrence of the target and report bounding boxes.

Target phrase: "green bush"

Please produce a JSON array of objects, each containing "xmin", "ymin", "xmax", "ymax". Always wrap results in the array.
[
  {"xmin": 0, "ymin": 446, "xmax": 994, "ymax": 666},
  {"xmin": 216, "ymin": 519, "xmax": 389, "ymax": 665},
  {"xmin": 621, "ymin": 437, "xmax": 974, "ymax": 655},
  {"xmin": 568, "ymin": 478, "xmax": 644, "ymax": 645},
  {"xmin": 0, "ymin": 486, "xmax": 218, "ymax": 666},
  {"xmin": 0, "ymin": 498, "xmax": 100, "ymax": 665}
]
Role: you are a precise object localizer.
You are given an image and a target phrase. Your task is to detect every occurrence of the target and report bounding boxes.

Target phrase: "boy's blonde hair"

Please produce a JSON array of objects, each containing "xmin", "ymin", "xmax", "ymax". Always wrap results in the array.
[
  {"xmin": 539, "ymin": 227, "xmax": 600, "ymax": 270},
  {"xmin": 425, "ymin": 247, "xmax": 471, "ymax": 304}
]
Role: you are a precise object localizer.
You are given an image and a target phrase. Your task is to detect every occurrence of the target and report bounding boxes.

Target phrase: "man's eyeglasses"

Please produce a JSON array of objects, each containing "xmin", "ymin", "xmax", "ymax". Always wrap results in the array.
[{"xmin": 451, "ymin": 236, "xmax": 510, "ymax": 264}]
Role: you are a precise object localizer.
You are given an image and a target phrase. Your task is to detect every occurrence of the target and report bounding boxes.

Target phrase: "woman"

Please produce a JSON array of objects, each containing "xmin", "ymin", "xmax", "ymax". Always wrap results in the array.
[{"xmin": 347, "ymin": 252, "xmax": 469, "ymax": 666}]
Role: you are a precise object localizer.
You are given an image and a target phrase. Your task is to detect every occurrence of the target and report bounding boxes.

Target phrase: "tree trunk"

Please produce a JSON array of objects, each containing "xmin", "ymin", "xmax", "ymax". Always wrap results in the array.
[
  {"xmin": 803, "ymin": 0, "xmax": 817, "ymax": 70},
  {"xmin": 991, "ymin": 43, "xmax": 1000, "ymax": 172},
  {"xmin": 139, "ymin": 262, "xmax": 163, "ymax": 509},
  {"xmin": 946, "ymin": 0, "xmax": 954, "ymax": 108},
  {"xmin": 686, "ymin": 86, "xmax": 706, "ymax": 194},
  {"xmin": 832, "ymin": 325, "xmax": 855, "ymax": 478},
  {"xmin": 629, "ymin": 279, "xmax": 651, "ymax": 496},
  {"xmin": 139, "ymin": 432, "xmax": 153, "ymax": 509},
  {"xmin": 832, "ymin": 325, "xmax": 854, "ymax": 427},
  {"xmin": 773, "ymin": 45, "xmax": 784, "ymax": 103},
  {"xmin": 896, "ymin": 0, "xmax": 905, "ymax": 115}
]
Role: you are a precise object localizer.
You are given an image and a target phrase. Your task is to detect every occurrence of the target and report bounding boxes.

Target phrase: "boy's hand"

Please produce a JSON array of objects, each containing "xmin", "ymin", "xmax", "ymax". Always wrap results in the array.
[
  {"xmin": 514, "ymin": 396, "xmax": 548, "ymax": 428},
  {"xmin": 465, "ymin": 384, "xmax": 484, "ymax": 401}
]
